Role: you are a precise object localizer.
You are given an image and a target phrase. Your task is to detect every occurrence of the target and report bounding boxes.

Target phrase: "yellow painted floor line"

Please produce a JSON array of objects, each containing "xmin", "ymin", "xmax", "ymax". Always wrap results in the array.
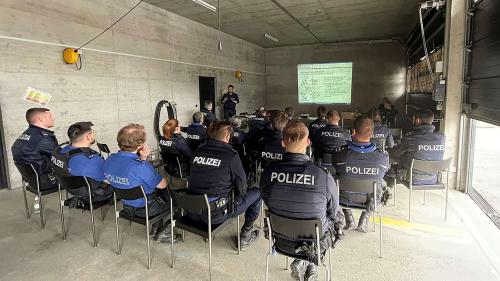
[{"xmin": 368, "ymin": 216, "xmax": 464, "ymax": 236}]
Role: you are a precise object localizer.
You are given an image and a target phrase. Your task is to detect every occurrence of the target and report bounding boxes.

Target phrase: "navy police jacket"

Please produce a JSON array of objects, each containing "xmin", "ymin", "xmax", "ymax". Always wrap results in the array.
[
  {"xmin": 373, "ymin": 123, "xmax": 395, "ymax": 148},
  {"xmin": 260, "ymin": 153, "xmax": 339, "ymax": 234},
  {"xmin": 159, "ymin": 134, "xmax": 193, "ymax": 159},
  {"xmin": 186, "ymin": 123, "xmax": 207, "ymax": 150},
  {"xmin": 308, "ymin": 118, "xmax": 327, "ymax": 144},
  {"xmin": 258, "ymin": 129, "xmax": 285, "ymax": 168},
  {"xmin": 315, "ymin": 124, "xmax": 351, "ymax": 154},
  {"xmin": 188, "ymin": 139, "xmax": 247, "ymax": 198},
  {"xmin": 221, "ymin": 93, "xmax": 239, "ymax": 110},
  {"xmin": 393, "ymin": 124, "xmax": 445, "ymax": 185},
  {"xmin": 12, "ymin": 124, "xmax": 58, "ymax": 174},
  {"xmin": 201, "ymin": 108, "xmax": 217, "ymax": 127}
]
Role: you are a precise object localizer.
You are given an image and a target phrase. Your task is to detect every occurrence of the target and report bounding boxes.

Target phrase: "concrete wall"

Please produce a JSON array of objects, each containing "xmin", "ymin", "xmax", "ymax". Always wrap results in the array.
[
  {"xmin": 265, "ymin": 41, "xmax": 407, "ymax": 116},
  {"xmin": 0, "ymin": 0, "xmax": 265, "ymax": 189}
]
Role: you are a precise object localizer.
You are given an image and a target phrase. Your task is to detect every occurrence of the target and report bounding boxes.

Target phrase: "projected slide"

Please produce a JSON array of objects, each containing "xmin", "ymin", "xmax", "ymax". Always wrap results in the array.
[{"xmin": 297, "ymin": 62, "xmax": 353, "ymax": 104}]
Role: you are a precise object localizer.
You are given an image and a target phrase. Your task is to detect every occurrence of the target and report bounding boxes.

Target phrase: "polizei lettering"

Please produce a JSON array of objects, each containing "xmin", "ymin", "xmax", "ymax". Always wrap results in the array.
[
  {"xmin": 311, "ymin": 124, "xmax": 326, "ymax": 128},
  {"xmin": 321, "ymin": 131, "xmax": 343, "ymax": 138},
  {"xmin": 193, "ymin": 156, "xmax": 221, "ymax": 167},
  {"xmin": 262, "ymin": 152, "xmax": 283, "ymax": 160},
  {"xmin": 187, "ymin": 134, "xmax": 200, "ymax": 140},
  {"xmin": 104, "ymin": 173, "xmax": 129, "ymax": 185},
  {"xmin": 270, "ymin": 172, "xmax": 315, "ymax": 185},
  {"xmin": 50, "ymin": 156, "xmax": 64, "ymax": 168},
  {"xmin": 159, "ymin": 140, "xmax": 173, "ymax": 146},
  {"xmin": 18, "ymin": 134, "xmax": 31, "ymax": 141},
  {"xmin": 346, "ymin": 166, "xmax": 379, "ymax": 175},
  {"xmin": 373, "ymin": 134, "xmax": 385, "ymax": 138},
  {"xmin": 418, "ymin": 144, "xmax": 444, "ymax": 151}
]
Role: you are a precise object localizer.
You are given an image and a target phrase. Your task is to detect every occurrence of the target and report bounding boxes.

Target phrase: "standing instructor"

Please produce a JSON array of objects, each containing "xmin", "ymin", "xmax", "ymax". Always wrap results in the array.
[{"xmin": 221, "ymin": 85, "xmax": 239, "ymax": 120}]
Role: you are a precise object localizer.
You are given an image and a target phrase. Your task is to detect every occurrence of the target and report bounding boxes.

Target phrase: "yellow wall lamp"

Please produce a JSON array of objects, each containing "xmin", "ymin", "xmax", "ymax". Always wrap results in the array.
[
  {"xmin": 63, "ymin": 48, "xmax": 83, "ymax": 70},
  {"xmin": 235, "ymin": 70, "xmax": 243, "ymax": 82}
]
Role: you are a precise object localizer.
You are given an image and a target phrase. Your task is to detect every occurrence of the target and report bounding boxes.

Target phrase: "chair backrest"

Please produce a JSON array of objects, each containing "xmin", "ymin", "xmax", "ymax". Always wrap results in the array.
[
  {"xmin": 337, "ymin": 178, "xmax": 377, "ymax": 194},
  {"xmin": 15, "ymin": 163, "xmax": 38, "ymax": 188},
  {"xmin": 390, "ymin": 128, "xmax": 403, "ymax": 141},
  {"xmin": 370, "ymin": 138, "xmax": 386, "ymax": 150},
  {"xmin": 111, "ymin": 185, "xmax": 146, "ymax": 200},
  {"xmin": 267, "ymin": 211, "xmax": 322, "ymax": 240},
  {"xmin": 53, "ymin": 173, "xmax": 88, "ymax": 190},
  {"xmin": 411, "ymin": 158, "xmax": 452, "ymax": 174},
  {"xmin": 96, "ymin": 142, "xmax": 110, "ymax": 155},
  {"xmin": 168, "ymin": 187, "xmax": 209, "ymax": 212}
]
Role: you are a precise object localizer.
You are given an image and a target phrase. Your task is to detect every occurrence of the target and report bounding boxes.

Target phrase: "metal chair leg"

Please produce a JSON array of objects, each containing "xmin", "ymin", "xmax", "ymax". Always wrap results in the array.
[
  {"xmin": 38, "ymin": 193, "xmax": 44, "ymax": 229},
  {"xmin": 393, "ymin": 178, "xmax": 397, "ymax": 206},
  {"xmin": 170, "ymin": 199, "xmax": 175, "ymax": 269},
  {"xmin": 237, "ymin": 215, "xmax": 241, "ymax": 255},
  {"xmin": 146, "ymin": 219, "xmax": 151, "ymax": 269},
  {"xmin": 372, "ymin": 212, "xmax": 376, "ymax": 232},
  {"xmin": 113, "ymin": 194, "xmax": 120, "ymax": 255},
  {"xmin": 265, "ymin": 218, "xmax": 272, "ymax": 281},
  {"xmin": 408, "ymin": 188, "xmax": 412, "ymax": 222},
  {"xmin": 90, "ymin": 204, "xmax": 97, "ymax": 248},
  {"xmin": 22, "ymin": 181, "xmax": 30, "ymax": 220},
  {"xmin": 328, "ymin": 248, "xmax": 332, "ymax": 281},
  {"xmin": 58, "ymin": 187, "xmax": 66, "ymax": 240},
  {"xmin": 445, "ymin": 178, "xmax": 449, "ymax": 221},
  {"xmin": 208, "ymin": 229, "xmax": 212, "ymax": 281},
  {"xmin": 423, "ymin": 190, "xmax": 426, "ymax": 205},
  {"xmin": 378, "ymin": 212, "xmax": 383, "ymax": 258},
  {"xmin": 285, "ymin": 256, "xmax": 288, "ymax": 270}
]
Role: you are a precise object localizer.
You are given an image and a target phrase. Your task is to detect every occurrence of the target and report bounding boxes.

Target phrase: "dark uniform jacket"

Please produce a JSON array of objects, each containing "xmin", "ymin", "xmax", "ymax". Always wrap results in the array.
[
  {"xmin": 159, "ymin": 134, "xmax": 193, "ymax": 177},
  {"xmin": 373, "ymin": 123, "xmax": 395, "ymax": 149},
  {"xmin": 201, "ymin": 108, "xmax": 217, "ymax": 128},
  {"xmin": 379, "ymin": 104, "xmax": 398, "ymax": 127},
  {"xmin": 333, "ymin": 141, "xmax": 389, "ymax": 209},
  {"xmin": 12, "ymin": 124, "xmax": 58, "ymax": 189},
  {"xmin": 188, "ymin": 139, "xmax": 247, "ymax": 198},
  {"xmin": 258, "ymin": 129, "xmax": 285, "ymax": 168},
  {"xmin": 221, "ymin": 93, "xmax": 239, "ymax": 110},
  {"xmin": 186, "ymin": 123, "xmax": 207, "ymax": 151},
  {"xmin": 309, "ymin": 118, "xmax": 327, "ymax": 144},
  {"xmin": 392, "ymin": 124, "xmax": 445, "ymax": 185},
  {"xmin": 315, "ymin": 124, "xmax": 352, "ymax": 155},
  {"xmin": 260, "ymin": 153, "xmax": 339, "ymax": 234}
]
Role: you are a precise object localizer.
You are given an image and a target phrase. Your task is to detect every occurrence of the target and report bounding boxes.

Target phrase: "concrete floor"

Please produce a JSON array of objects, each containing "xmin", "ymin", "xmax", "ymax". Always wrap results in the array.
[{"xmin": 0, "ymin": 185, "xmax": 499, "ymax": 281}]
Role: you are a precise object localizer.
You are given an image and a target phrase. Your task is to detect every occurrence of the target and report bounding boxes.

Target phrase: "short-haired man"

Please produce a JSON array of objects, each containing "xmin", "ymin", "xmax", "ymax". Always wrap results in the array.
[
  {"xmin": 390, "ymin": 109, "xmax": 445, "ymax": 185},
  {"xmin": 186, "ymin": 112, "xmax": 207, "ymax": 151},
  {"xmin": 314, "ymin": 109, "xmax": 351, "ymax": 159},
  {"xmin": 248, "ymin": 106, "xmax": 269, "ymax": 138},
  {"xmin": 12, "ymin": 108, "xmax": 57, "ymax": 213},
  {"xmin": 188, "ymin": 121, "xmax": 261, "ymax": 250},
  {"xmin": 308, "ymin": 106, "xmax": 328, "ymax": 144},
  {"xmin": 261, "ymin": 120, "xmax": 342, "ymax": 281},
  {"xmin": 221, "ymin": 85, "xmax": 239, "ymax": 120},
  {"xmin": 333, "ymin": 115, "xmax": 389, "ymax": 232},
  {"xmin": 201, "ymin": 101, "xmax": 217, "ymax": 128},
  {"xmin": 369, "ymin": 108, "xmax": 395, "ymax": 149},
  {"xmin": 51, "ymin": 122, "xmax": 112, "ymax": 203},
  {"xmin": 258, "ymin": 112, "xmax": 288, "ymax": 168},
  {"xmin": 103, "ymin": 124, "xmax": 176, "ymax": 242}
]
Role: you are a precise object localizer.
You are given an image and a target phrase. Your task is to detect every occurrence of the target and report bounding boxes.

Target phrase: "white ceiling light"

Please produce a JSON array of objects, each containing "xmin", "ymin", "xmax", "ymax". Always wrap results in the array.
[
  {"xmin": 264, "ymin": 33, "xmax": 279, "ymax": 43},
  {"xmin": 192, "ymin": 0, "xmax": 217, "ymax": 12}
]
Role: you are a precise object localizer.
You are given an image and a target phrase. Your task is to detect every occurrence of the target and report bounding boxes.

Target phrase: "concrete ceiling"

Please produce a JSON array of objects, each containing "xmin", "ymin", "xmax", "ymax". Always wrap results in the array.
[{"xmin": 145, "ymin": 0, "xmax": 422, "ymax": 48}]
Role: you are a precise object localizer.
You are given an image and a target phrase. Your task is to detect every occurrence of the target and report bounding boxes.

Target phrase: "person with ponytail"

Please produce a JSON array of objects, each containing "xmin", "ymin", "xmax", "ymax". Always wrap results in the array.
[{"xmin": 159, "ymin": 119, "xmax": 193, "ymax": 177}]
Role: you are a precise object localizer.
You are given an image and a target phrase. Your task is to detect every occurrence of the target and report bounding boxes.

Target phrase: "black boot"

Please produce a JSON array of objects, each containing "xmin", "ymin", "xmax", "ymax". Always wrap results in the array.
[
  {"xmin": 357, "ymin": 211, "xmax": 371, "ymax": 233},
  {"xmin": 240, "ymin": 226, "xmax": 261, "ymax": 250},
  {"xmin": 342, "ymin": 209, "xmax": 356, "ymax": 230}
]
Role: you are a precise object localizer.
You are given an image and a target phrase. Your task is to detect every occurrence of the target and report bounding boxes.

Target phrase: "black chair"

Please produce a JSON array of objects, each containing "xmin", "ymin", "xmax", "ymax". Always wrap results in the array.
[
  {"xmin": 15, "ymin": 163, "xmax": 59, "ymax": 229},
  {"xmin": 370, "ymin": 137, "xmax": 386, "ymax": 151},
  {"xmin": 389, "ymin": 128, "xmax": 403, "ymax": 144},
  {"xmin": 160, "ymin": 152, "xmax": 189, "ymax": 182},
  {"xmin": 264, "ymin": 211, "xmax": 332, "ymax": 281},
  {"xmin": 55, "ymin": 174, "xmax": 109, "ymax": 247},
  {"xmin": 400, "ymin": 158, "xmax": 452, "ymax": 222},
  {"xmin": 111, "ymin": 186, "xmax": 170, "ymax": 269},
  {"xmin": 337, "ymin": 179, "xmax": 383, "ymax": 258},
  {"xmin": 167, "ymin": 187, "xmax": 240, "ymax": 281}
]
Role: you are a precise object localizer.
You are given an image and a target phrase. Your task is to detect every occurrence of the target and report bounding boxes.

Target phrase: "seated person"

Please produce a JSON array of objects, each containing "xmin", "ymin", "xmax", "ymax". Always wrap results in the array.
[
  {"xmin": 12, "ymin": 108, "xmax": 58, "ymax": 190},
  {"xmin": 201, "ymin": 101, "xmax": 217, "ymax": 128},
  {"xmin": 159, "ymin": 119, "xmax": 193, "ymax": 178},
  {"xmin": 186, "ymin": 112, "xmax": 207, "ymax": 151},
  {"xmin": 248, "ymin": 106, "xmax": 269, "ymax": 135},
  {"xmin": 390, "ymin": 109, "xmax": 445, "ymax": 185},
  {"xmin": 103, "ymin": 124, "xmax": 176, "ymax": 243},
  {"xmin": 314, "ymin": 109, "xmax": 351, "ymax": 160},
  {"xmin": 308, "ymin": 106, "xmax": 328, "ymax": 145},
  {"xmin": 379, "ymin": 97, "xmax": 398, "ymax": 127},
  {"xmin": 258, "ymin": 112, "xmax": 288, "ymax": 168},
  {"xmin": 51, "ymin": 122, "xmax": 112, "ymax": 203},
  {"xmin": 12, "ymin": 108, "xmax": 57, "ymax": 213},
  {"xmin": 187, "ymin": 121, "xmax": 261, "ymax": 250},
  {"xmin": 284, "ymin": 106, "xmax": 294, "ymax": 120},
  {"xmin": 230, "ymin": 117, "xmax": 251, "ymax": 174},
  {"xmin": 260, "ymin": 120, "xmax": 342, "ymax": 281},
  {"xmin": 333, "ymin": 115, "xmax": 389, "ymax": 233},
  {"xmin": 368, "ymin": 108, "xmax": 395, "ymax": 149}
]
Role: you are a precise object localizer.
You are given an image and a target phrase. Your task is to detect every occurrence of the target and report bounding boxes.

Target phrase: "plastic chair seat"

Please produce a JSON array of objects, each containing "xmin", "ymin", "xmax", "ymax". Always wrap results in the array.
[
  {"xmin": 118, "ymin": 209, "xmax": 170, "ymax": 226},
  {"xmin": 26, "ymin": 184, "xmax": 59, "ymax": 196},
  {"xmin": 174, "ymin": 214, "xmax": 234, "ymax": 239},
  {"xmin": 63, "ymin": 198, "xmax": 110, "ymax": 211}
]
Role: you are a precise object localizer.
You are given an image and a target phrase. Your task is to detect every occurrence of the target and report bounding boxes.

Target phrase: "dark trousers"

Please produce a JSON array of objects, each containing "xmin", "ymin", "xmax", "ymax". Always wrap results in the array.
[
  {"xmin": 190, "ymin": 188, "xmax": 262, "ymax": 228},
  {"xmin": 224, "ymin": 109, "xmax": 236, "ymax": 121},
  {"xmin": 123, "ymin": 189, "xmax": 170, "ymax": 218}
]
